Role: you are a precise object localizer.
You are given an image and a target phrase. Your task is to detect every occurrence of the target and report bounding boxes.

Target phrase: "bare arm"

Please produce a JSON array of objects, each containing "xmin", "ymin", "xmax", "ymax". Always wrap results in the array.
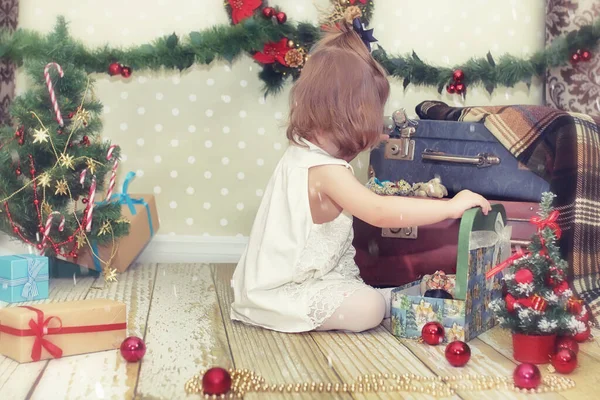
[{"xmin": 313, "ymin": 165, "xmax": 490, "ymax": 228}]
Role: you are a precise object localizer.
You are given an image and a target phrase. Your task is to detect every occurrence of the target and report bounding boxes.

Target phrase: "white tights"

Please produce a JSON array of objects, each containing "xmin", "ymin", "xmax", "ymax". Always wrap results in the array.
[{"xmin": 316, "ymin": 287, "xmax": 393, "ymax": 332}]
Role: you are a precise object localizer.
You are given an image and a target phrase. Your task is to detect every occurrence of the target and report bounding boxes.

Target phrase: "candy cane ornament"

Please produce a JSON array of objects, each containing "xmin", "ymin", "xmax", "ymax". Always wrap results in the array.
[
  {"xmin": 85, "ymin": 178, "xmax": 96, "ymax": 232},
  {"xmin": 105, "ymin": 145, "xmax": 119, "ymax": 200},
  {"xmin": 40, "ymin": 211, "xmax": 65, "ymax": 254},
  {"xmin": 80, "ymin": 169, "xmax": 87, "ymax": 186},
  {"xmin": 44, "ymin": 62, "xmax": 65, "ymax": 127}
]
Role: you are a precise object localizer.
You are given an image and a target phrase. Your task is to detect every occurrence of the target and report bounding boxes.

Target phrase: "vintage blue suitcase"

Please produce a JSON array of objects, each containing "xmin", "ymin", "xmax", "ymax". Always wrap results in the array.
[{"xmin": 370, "ymin": 113, "xmax": 550, "ymax": 202}]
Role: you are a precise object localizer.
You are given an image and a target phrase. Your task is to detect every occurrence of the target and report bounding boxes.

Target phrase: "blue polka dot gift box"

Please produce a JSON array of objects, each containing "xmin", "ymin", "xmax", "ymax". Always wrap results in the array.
[{"xmin": 0, "ymin": 255, "xmax": 49, "ymax": 303}]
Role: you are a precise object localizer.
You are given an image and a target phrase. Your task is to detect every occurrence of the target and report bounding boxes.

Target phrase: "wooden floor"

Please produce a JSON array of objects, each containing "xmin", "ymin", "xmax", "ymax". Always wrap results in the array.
[{"xmin": 1, "ymin": 263, "xmax": 599, "ymax": 400}]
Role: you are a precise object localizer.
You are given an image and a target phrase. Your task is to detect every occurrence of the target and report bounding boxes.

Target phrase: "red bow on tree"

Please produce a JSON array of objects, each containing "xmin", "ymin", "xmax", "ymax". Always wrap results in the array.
[
  {"xmin": 228, "ymin": 0, "xmax": 262, "ymax": 24},
  {"xmin": 486, "ymin": 247, "xmax": 528, "ymax": 279},
  {"xmin": 253, "ymin": 38, "xmax": 291, "ymax": 66},
  {"xmin": 530, "ymin": 210, "xmax": 562, "ymax": 239}
]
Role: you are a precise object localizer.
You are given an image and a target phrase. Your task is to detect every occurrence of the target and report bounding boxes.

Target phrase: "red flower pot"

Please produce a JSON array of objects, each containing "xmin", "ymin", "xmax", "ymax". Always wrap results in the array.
[{"xmin": 512, "ymin": 333, "xmax": 557, "ymax": 364}]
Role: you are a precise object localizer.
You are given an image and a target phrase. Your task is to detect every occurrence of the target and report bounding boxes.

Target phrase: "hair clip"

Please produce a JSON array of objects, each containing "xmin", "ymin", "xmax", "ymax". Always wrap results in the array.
[{"xmin": 352, "ymin": 17, "xmax": 377, "ymax": 52}]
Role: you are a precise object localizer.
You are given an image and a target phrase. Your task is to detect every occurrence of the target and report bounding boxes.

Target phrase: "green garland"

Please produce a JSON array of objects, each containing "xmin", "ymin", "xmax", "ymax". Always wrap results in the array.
[
  {"xmin": 0, "ymin": 14, "xmax": 598, "ymax": 95},
  {"xmin": 373, "ymin": 18, "xmax": 600, "ymax": 95},
  {"xmin": 0, "ymin": 16, "xmax": 293, "ymax": 73}
]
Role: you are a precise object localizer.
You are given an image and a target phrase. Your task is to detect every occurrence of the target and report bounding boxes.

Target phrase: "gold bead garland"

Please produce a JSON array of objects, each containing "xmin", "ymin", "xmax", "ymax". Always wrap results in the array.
[{"xmin": 185, "ymin": 368, "xmax": 576, "ymax": 398}]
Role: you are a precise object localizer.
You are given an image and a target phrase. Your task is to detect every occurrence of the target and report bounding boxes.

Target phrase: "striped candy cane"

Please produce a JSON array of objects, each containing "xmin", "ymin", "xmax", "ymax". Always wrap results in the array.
[
  {"xmin": 80, "ymin": 169, "xmax": 87, "ymax": 186},
  {"xmin": 44, "ymin": 63, "xmax": 65, "ymax": 127},
  {"xmin": 40, "ymin": 212, "xmax": 65, "ymax": 254},
  {"xmin": 105, "ymin": 145, "xmax": 119, "ymax": 200},
  {"xmin": 85, "ymin": 178, "xmax": 96, "ymax": 232}
]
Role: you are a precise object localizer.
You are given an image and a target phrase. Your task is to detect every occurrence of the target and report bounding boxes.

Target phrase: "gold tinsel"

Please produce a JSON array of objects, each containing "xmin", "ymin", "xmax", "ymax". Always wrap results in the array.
[
  {"xmin": 344, "ymin": 6, "xmax": 362, "ymax": 23},
  {"xmin": 285, "ymin": 49, "xmax": 305, "ymax": 68}
]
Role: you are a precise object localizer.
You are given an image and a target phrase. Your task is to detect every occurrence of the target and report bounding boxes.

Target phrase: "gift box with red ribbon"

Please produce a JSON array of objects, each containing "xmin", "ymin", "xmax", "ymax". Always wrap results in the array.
[{"xmin": 0, "ymin": 299, "xmax": 126, "ymax": 363}]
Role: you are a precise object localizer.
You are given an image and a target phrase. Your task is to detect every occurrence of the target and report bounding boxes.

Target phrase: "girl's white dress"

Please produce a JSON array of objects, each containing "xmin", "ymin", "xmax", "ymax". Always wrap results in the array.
[{"xmin": 231, "ymin": 139, "xmax": 370, "ymax": 332}]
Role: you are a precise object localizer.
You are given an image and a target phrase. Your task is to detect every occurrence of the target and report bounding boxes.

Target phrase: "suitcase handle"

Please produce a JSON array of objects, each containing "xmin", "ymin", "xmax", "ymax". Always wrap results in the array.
[{"xmin": 422, "ymin": 150, "xmax": 500, "ymax": 168}]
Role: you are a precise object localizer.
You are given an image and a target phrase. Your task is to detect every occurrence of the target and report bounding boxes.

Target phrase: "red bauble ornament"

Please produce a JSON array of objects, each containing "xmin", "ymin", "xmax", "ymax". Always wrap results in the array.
[
  {"xmin": 36, "ymin": 244, "xmax": 43, "ymax": 250},
  {"xmin": 577, "ymin": 310, "xmax": 590, "ymax": 324},
  {"xmin": 566, "ymin": 297, "xmax": 584, "ymax": 315},
  {"xmin": 121, "ymin": 66, "xmax": 132, "ymax": 78},
  {"xmin": 551, "ymin": 349, "xmax": 577, "ymax": 374},
  {"xmin": 446, "ymin": 84, "xmax": 456, "ymax": 94},
  {"xmin": 82, "ymin": 198, "xmax": 89, "ymax": 204},
  {"xmin": 570, "ymin": 52, "xmax": 580, "ymax": 64},
  {"xmin": 580, "ymin": 50, "xmax": 592, "ymax": 62},
  {"xmin": 262, "ymin": 7, "xmax": 275, "ymax": 18},
  {"xmin": 421, "ymin": 321, "xmax": 445, "ymax": 345},
  {"xmin": 515, "ymin": 268, "xmax": 534, "ymax": 284},
  {"xmin": 18, "ymin": 138, "xmax": 24, "ymax": 145},
  {"xmin": 12, "ymin": 227, "xmax": 19, "ymax": 233},
  {"xmin": 553, "ymin": 281, "xmax": 569, "ymax": 295},
  {"xmin": 39, "ymin": 226, "xmax": 45, "ymax": 233},
  {"xmin": 15, "ymin": 167, "xmax": 21, "ymax": 176},
  {"xmin": 202, "ymin": 367, "xmax": 232, "ymax": 396},
  {"xmin": 445, "ymin": 341, "xmax": 471, "ymax": 367},
  {"xmin": 452, "ymin": 69, "xmax": 464, "ymax": 82},
  {"xmin": 455, "ymin": 83, "xmax": 465, "ymax": 94},
  {"xmin": 505, "ymin": 293, "xmax": 517, "ymax": 312},
  {"xmin": 556, "ymin": 336, "xmax": 579, "ymax": 355},
  {"xmin": 120, "ymin": 336, "xmax": 146, "ymax": 362},
  {"xmin": 571, "ymin": 326, "xmax": 591, "ymax": 343},
  {"xmin": 513, "ymin": 363, "xmax": 541, "ymax": 389},
  {"xmin": 108, "ymin": 62, "xmax": 123, "ymax": 76},
  {"xmin": 276, "ymin": 11, "xmax": 287, "ymax": 24}
]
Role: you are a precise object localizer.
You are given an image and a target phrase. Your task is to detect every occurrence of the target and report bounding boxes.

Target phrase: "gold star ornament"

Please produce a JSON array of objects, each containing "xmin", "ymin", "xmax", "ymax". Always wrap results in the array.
[
  {"xmin": 38, "ymin": 173, "xmax": 51, "ymax": 188},
  {"xmin": 98, "ymin": 220, "xmax": 112, "ymax": 236},
  {"xmin": 75, "ymin": 231, "xmax": 87, "ymax": 249},
  {"xmin": 103, "ymin": 267, "xmax": 118, "ymax": 283},
  {"xmin": 86, "ymin": 158, "xmax": 97, "ymax": 175},
  {"xmin": 41, "ymin": 202, "xmax": 53, "ymax": 216},
  {"xmin": 116, "ymin": 217, "xmax": 130, "ymax": 225},
  {"xmin": 33, "ymin": 128, "xmax": 50, "ymax": 144},
  {"xmin": 58, "ymin": 153, "xmax": 75, "ymax": 170},
  {"xmin": 54, "ymin": 179, "xmax": 68, "ymax": 196}
]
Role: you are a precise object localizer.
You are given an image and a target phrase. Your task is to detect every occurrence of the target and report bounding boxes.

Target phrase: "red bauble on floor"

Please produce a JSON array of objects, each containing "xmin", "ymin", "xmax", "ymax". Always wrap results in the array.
[
  {"xmin": 421, "ymin": 321, "xmax": 445, "ymax": 345},
  {"xmin": 203, "ymin": 367, "xmax": 232, "ymax": 395},
  {"xmin": 445, "ymin": 341, "xmax": 471, "ymax": 367},
  {"xmin": 555, "ymin": 336, "xmax": 579, "ymax": 354},
  {"xmin": 513, "ymin": 363, "xmax": 541, "ymax": 389},
  {"xmin": 551, "ymin": 349, "xmax": 577, "ymax": 374},
  {"xmin": 120, "ymin": 336, "xmax": 147, "ymax": 362}
]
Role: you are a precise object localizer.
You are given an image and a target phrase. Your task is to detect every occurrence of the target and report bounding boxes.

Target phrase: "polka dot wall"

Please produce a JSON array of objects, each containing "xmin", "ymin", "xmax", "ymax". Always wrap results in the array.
[{"xmin": 16, "ymin": 0, "xmax": 545, "ymax": 237}]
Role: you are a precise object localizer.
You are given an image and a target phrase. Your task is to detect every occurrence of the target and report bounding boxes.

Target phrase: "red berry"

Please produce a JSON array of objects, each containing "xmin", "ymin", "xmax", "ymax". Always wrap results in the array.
[
  {"xmin": 68, "ymin": 236, "xmax": 74, "ymax": 241},
  {"xmin": 446, "ymin": 84, "xmax": 456, "ymax": 94},
  {"xmin": 452, "ymin": 69, "xmax": 464, "ymax": 82},
  {"xmin": 455, "ymin": 83, "xmax": 465, "ymax": 94},
  {"xmin": 18, "ymin": 139, "xmax": 24, "ymax": 145},
  {"xmin": 15, "ymin": 167, "xmax": 21, "ymax": 176},
  {"xmin": 39, "ymin": 226, "xmax": 45, "ymax": 232},
  {"xmin": 82, "ymin": 198, "xmax": 89, "ymax": 204},
  {"xmin": 580, "ymin": 50, "xmax": 592, "ymax": 62},
  {"xmin": 33, "ymin": 199, "xmax": 39, "ymax": 205},
  {"xmin": 121, "ymin": 66, "xmax": 132, "ymax": 78},
  {"xmin": 36, "ymin": 244, "xmax": 43, "ymax": 250},
  {"xmin": 570, "ymin": 53, "xmax": 580, "ymax": 64},
  {"xmin": 13, "ymin": 227, "xmax": 19, "ymax": 233}
]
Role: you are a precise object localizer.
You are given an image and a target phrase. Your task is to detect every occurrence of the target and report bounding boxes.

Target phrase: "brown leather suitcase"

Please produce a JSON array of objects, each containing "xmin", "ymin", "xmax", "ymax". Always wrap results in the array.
[{"xmin": 352, "ymin": 200, "xmax": 538, "ymax": 288}]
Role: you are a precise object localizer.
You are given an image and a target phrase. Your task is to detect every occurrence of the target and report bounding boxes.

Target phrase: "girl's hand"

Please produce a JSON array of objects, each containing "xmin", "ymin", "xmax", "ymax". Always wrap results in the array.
[{"xmin": 448, "ymin": 190, "xmax": 491, "ymax": 219}]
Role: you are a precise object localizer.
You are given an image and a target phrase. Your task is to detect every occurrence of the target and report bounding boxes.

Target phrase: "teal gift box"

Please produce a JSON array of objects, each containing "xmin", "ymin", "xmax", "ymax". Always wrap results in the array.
[
  {"xmin": 0, "ymin": 255, "xmax": 49, "ymax": 303},
  {"xmin": 391, "ymin": 205, "xmax": 511, "ymax": 342}
]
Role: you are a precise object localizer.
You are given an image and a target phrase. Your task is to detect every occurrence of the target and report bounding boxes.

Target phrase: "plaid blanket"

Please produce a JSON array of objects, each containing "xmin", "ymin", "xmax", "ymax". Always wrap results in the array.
[{"xmin": 416, "ymin": 101, "xmax": 600, "ymax": 322}]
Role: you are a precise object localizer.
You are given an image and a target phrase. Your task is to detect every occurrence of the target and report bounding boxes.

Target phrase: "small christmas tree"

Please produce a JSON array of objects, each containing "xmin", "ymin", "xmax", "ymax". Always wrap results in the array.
[
  {"xmin": 0, "ymin": 20, "xmax": 128, "ymax": 269},
  {"xmin": 489, "ymin": 193, "xmax": 589, "ymax": 337}
]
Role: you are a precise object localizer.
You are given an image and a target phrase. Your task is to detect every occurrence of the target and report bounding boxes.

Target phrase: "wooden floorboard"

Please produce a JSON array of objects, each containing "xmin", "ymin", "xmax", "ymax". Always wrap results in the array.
[
  {"xmin": 26, "ymin": 262, "xmax": 158, "ymax": 400},
  {"xmin": 214, "ymin": 264, "xmax": 351, "ymax": 400},
  {"xmin": 135, "ymin": 263, "xmax": 233, "ymax": 400},
  {"xmin": 0, "ymin": 273, "xmax": 97, "ymax": 400}
]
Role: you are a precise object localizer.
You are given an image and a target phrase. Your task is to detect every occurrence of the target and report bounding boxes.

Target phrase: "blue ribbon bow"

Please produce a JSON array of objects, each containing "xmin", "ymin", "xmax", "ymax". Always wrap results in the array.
[
  {"xmin": 91, "ymin": 171, "xmax": 155, "ymax": 271},
  {"xmin": 0, "ymin": 255, "xmax": 48, "ymax": 301},
  {"xmin": 352, "ymin": 18, "xmax": 377, "ymax": 52}
]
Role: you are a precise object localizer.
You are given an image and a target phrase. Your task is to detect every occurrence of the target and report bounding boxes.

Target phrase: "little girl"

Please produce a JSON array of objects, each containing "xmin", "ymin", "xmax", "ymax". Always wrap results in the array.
[{"xmin": 231, "ymin": 24, "xmax": 490, "ymax": 333}]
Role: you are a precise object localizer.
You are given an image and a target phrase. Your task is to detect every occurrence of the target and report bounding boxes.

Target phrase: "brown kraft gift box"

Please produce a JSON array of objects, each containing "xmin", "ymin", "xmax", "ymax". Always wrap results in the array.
[
  {"xmin": 0, "ymin": 299, "xmax": 126, "ymax": 363},
  {"xmin": 75, "ymin": 193, "xmax": 159, "ymax": 273}
]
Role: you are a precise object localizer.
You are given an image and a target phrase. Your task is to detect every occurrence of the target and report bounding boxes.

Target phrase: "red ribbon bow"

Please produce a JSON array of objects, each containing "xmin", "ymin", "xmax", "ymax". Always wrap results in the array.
[
  {"xmin": 486, "ymin": 248, "xmax": 528, "ymax": 279},
  {"xmin": 530, "ymin": 210, "xmax": 562, "ymax": 239},
  {"xmin": 0, "ymin": 306, "xmax": 127, "ymax": 362}
]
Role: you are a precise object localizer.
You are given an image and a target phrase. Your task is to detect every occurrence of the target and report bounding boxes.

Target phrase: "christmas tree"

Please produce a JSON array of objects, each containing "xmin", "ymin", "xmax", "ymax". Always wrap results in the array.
[
  {"xmin": 489, "ymin": 193, "xmax": 589, "ymax": 337},
  {"xmin": 405, "ymin": 308, "xmax": 418, "ymax": 332},
  {"xmin": 0, "ymin": 21, "xmax": 128, "ymax": 266}
]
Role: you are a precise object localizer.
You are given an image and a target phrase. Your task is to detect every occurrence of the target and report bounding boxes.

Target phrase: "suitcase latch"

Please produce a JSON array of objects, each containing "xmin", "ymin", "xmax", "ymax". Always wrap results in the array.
[
  {"xmin": 382, "ymin": 226, "xmax": 418, "ymax": 239},
  {"xmin": 385, "ymin": 128, "xmax": 415, "ymax": 161}
]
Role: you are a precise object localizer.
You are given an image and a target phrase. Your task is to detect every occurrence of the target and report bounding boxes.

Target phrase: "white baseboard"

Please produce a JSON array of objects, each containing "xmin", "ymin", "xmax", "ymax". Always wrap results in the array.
[
  {"xmin": 136, "ymin": 234, "xmax": 248, "ymax": 264},
  {"xmin": 0, "ymin": 233, "xmax": 248, "ymax": 264}
]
